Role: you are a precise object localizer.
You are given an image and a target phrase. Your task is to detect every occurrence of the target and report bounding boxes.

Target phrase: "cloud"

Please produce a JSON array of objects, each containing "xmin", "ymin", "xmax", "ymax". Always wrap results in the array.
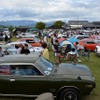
[{"xmin": 0, "ymin": 0, "xmax": 100, "ymax": 22}]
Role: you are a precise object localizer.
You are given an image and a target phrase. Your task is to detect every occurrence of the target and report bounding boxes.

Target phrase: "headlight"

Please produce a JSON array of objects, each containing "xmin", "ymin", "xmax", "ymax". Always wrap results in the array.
[{"xmin": 85, "ymin": 85, "xmax": 94, "ymax": 88}]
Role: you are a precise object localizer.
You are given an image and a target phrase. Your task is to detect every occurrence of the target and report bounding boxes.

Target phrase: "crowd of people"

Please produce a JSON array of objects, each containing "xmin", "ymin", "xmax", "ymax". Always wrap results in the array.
[
  {"xmin": 0, "ymin": 28, "xmax": 96, "ymax": 64},
  {"xmin": 41, "ymin": 29, "xmax": 89, "ymax": 64}
]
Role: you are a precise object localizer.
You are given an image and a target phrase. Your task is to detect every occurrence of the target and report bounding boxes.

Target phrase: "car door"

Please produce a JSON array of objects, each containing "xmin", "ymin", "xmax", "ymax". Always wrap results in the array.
[
  {"xmin": 9, "ymin": 64, "xmax": 49, "ymax": 96},
  {"xmin": 0, "ymin": 65, "xmax": 11, "ymax": 94}
]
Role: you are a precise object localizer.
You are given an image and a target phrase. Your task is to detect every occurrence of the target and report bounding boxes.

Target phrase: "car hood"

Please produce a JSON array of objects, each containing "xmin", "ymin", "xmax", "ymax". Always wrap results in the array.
[{"xmin": 52, "ymin": 63, "xmax": 94, "ymax": 81}]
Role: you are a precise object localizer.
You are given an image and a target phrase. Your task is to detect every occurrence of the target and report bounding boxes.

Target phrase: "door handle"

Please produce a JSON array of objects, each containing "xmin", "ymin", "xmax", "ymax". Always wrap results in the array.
[{"xmin": 10, "ymin": 78, "xmax": 15, "ymax": 82}]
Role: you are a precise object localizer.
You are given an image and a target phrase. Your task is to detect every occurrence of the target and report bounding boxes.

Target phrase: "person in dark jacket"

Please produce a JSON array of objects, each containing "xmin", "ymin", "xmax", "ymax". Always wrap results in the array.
[
  {"xmin": 52, "ymin": 40, "xmax": 61, "ymax": 63},
  {"xmin": 4, "ymin": 33, "xmax": 9, "ymax": 43},
  {"xmin": 21, "ymin": 44, "xmax": 30, "ymax": 54}
]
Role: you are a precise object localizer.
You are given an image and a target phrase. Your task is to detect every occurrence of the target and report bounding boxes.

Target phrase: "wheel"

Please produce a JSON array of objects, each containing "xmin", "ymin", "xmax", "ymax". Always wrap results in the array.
[{"xmin": 59, "ymin": 88, "xmax": 81, "ymax": 100}]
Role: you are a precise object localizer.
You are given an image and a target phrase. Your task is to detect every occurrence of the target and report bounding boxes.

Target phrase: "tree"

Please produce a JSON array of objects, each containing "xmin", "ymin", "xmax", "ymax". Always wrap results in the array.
[
  {"xmin": 35, "ymin": 22, "xmax": 45, "ymax": 30},
  {"xmin": 54, "ymin": 20, "xmax": 65, "ymax": 29},
  {"xmin": 9, "ymin": 26, "xmax": 15, "ymax": 33}
]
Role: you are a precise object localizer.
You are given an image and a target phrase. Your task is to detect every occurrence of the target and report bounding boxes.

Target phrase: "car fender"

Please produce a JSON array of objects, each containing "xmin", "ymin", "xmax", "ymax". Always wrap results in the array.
[{"xmin": 57, "ymin": 86, "xmax": 82, "ymax": 97}]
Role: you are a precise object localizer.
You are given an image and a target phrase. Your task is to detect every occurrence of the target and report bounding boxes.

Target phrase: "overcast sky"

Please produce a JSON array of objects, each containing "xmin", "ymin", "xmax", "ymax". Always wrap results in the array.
[{"xmin": 0, "ymin": 0, "xmax": 100, "ymax": 22}]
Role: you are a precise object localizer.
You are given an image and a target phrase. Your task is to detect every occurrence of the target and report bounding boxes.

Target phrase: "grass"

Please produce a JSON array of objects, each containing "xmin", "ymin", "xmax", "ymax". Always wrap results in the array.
[
  {"xmin": 82, "ymin": 53, "xmax": 100, "ymax": 100},
  {"xmin": 0, "ymin": 37, "xmax": 100, "ymax": 100}
]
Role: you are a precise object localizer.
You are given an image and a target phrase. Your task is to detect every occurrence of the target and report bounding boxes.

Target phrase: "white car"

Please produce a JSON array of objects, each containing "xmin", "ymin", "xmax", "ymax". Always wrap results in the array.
[
  {"xmin": 16, "ymin": 32, "xmax": 37, "ymax": 38},
  {"xmin": 69, "ymin": 35, "xmax": 90, "ymax": 40},
  {"xmin": 7, "ymin": 41, "xmax": 43, "ymax": 54},
  {"xmin": 95, "ymin": 45, "xmax": 100, "ymax": 56}
]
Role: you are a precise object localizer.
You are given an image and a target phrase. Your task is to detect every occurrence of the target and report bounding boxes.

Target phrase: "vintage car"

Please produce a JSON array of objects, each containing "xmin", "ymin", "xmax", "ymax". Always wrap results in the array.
[
  {"xmin": 6, "ymin": 41, "xmax": 43, "ymax": 54},
  {"xmin": 78, "ymin": 38, "xmax": 99, "ymax": 51},
  {"xmin": 0, "ymin": 54, "xmax": 95, "ymax": 100},
  {"xmin": 17, "ymin": 37, "xmax": 42, "ymax": 47},
  {"xmin": 95, "ymin": 45, "xmax": 100, "ymax": 56},
  {"xmin": 16, "ymin": 32, "xmax": 37, "ymax": 38},
  {"xmin": 68, "ymin": 35, "xmax": 90, "ymax": 42}
]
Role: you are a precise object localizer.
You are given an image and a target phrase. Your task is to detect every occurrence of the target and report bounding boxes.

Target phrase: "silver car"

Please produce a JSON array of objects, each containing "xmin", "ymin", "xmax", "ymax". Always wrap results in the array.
[{"xmin": 6, "ymin": 41, "xmax": 43, "ymax": 54}]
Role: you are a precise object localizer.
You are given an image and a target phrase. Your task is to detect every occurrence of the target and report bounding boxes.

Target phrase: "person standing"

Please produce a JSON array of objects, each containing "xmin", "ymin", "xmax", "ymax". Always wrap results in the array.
[
  {"xmin": 17, "ymin": 44, "xmax": 24, "ymax": 54},
  {"xmin": 52, "ymin": 40, "xmax": 61, "ymax": 63},
  {"xmin": 4, "ymin": 33, "xmax": 9, "ymax": 43},
  {"xmin": 41, "ymin": 42, "xmax": 49, "ymax": 60},
  {"xmin": 21, "ymin": 44, "xmax": 30, "ymax": 54}
]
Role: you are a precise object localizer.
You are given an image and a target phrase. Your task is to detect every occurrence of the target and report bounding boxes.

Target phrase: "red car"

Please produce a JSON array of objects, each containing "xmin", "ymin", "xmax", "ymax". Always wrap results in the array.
[
  {"xmin": 17, "ymin": 37, "xmax": 42, "ymax": 47},
  {"xmin": 78, "ymin": 38, "xmax": 99, "ymax": 51}
]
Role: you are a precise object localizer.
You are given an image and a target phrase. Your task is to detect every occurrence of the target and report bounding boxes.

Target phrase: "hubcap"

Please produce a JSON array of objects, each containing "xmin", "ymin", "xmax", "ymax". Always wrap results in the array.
[{"xmin": 64, "ymin": 91, "xmax": 77, "ymax": 100}]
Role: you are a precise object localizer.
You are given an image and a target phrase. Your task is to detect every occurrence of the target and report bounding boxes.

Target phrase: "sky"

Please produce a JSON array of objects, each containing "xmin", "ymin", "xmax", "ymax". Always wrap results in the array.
[{"xmin": 0, "ymin": 0, "xmax": 100, "ymax": 22}]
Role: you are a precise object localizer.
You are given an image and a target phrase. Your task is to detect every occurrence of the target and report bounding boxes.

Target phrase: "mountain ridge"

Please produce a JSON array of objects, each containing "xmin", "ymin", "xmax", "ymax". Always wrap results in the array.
[{"xmin": 0, "ymin": 20, "xmax": 54, "ymax": 27}]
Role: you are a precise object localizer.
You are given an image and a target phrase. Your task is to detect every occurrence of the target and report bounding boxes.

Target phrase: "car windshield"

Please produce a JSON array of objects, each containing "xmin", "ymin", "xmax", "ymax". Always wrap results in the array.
[
  {"xmin": 71, "ymin": 35, "xmax": 76, "ymax": 38},
  {"xmin": 94, "ymin": 40, "xmax": 100, "ymax": 44},
  {"xmin": 35, "ymin": 57, "xmax": 53, "ymax": 75},
  {"xmin": 33, "ymin": 37, "xmax": 40, "ymax": 42}
]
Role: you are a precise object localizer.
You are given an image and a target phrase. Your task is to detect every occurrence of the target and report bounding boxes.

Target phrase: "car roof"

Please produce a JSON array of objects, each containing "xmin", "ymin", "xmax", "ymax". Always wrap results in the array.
[
  {"xmin": 18, "ymin": 38, "xmax": 33, "ymax": 40},
  {"xmin": 0, "ymin": 53, "xmax": 40, "ymax": 64},
  {"xmin": 76, "ymin": 35, "xmax": 89, "ymax": 37},
  {"xmin": 81, "ymin": 38, "xmax": 95, "ymax": 42},
  {"xmin": 7, "ymin": 41, "xmax": 28, "ymax": 45}
]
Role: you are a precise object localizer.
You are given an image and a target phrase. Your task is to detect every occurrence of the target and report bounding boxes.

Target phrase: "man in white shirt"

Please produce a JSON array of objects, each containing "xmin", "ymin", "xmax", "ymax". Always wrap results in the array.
[
  {"xmin": 17, "ymin": 44, "xmax": 23, "ymax": 54},
  {"xmin": 66, "ymin": 48, "xmax": 78, "ymax": 64}
]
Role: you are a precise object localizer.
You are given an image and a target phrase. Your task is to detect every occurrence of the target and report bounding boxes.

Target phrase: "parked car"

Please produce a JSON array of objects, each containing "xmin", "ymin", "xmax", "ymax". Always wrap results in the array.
[
  {"xmin": 78, "ymin": 38, "xmax": 99, "ymax": 51},
  {"xmin": 16, "ymin": 32, "xmax": 37, "ymax": 38},
  {"xmin": 6, "ymin": 41, "xmax": 43, "ymax": 54},
  {"xmin": 95, "ymin": 45, "xmax": 100, "ymax": 56},
  {"xmin": 0, "ymin": 54, "xmax": 95, "ymax": 100},
  {"xmin": 17, "ymin": 37, "xmax": 42, "ymax": 47},
  {"xmin": 68, "ymin": 35, "xmax": 90, "ymax": 43}
]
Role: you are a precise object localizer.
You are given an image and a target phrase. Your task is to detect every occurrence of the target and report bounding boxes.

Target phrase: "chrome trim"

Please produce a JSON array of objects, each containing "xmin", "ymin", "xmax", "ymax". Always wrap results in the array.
[
  {"xmin": 0, "ymin": 93, "xmax": 56, "ymax": 98},
  {"xmin": 0, "ymin": 94, "xmax": 38, "ymax": 97},
  {"xmin": 10, "ymin": 78, "xmax": 15, "ymax": 82}
]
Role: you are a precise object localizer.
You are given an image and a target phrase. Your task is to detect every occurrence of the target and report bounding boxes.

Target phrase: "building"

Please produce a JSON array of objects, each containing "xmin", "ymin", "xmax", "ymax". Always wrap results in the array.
[{"xmin": 68, "ymin": 20, "xmax": 100, "ymax": 29}]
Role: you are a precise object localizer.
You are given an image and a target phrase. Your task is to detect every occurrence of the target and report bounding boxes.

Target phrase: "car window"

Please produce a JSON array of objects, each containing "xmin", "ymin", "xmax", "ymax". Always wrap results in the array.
[
  {"xmin": 10, "ymin": 65, "xmax": 43, "ymax": 76},
  {"xmin": 86, "ymin": 41, "xmax": 95, "ymax": 44},
  {"xmin": 84, "ymin": 36, "xmax": 89, "ymax": 38},
  {"xmin": 35, "ymin": 57, "xmax": 53, "ymax": 75},
  {"xmin": 71, "ymin": 35, "xmax": 76, "ymax": 38},
  {"xmin": 26, "ymin": 40, "xmax": 35, "ymax": 43},
  {"xmin": 0, "ymin": 65, "xmax": 10, "ymax": 75},
  {"xmin": 33, "ymin": 37, "xmax": 40, "ymax": 42},
  {"xmin": 77, "ymin": 37, "xmax": 84, "ymax": 40},
  {"xmin": 94, "ymin": 40, "xmax": 100, "ymax": 44}
]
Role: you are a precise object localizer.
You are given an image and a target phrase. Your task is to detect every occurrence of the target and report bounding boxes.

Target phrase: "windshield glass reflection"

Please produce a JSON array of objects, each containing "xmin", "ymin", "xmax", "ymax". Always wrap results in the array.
[{"xmin": 35, "ymin": 57, "xmax": 53, "ymax": 75}]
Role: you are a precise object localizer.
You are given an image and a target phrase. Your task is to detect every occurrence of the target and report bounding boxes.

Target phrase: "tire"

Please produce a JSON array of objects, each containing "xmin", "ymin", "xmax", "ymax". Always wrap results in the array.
[{"xmin": 59, "ymin": 88, "xmax": 81, "ymax": 100}]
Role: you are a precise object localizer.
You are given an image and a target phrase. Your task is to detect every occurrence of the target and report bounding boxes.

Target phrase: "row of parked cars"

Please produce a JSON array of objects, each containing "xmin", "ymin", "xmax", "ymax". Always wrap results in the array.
[
  {"xmin": 0, "ymin": 37, "xmax": 43, "ymax": 55},
  {"xmin": 60, "ymin": 34, "xmax": 100, "ymax": 56}
]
